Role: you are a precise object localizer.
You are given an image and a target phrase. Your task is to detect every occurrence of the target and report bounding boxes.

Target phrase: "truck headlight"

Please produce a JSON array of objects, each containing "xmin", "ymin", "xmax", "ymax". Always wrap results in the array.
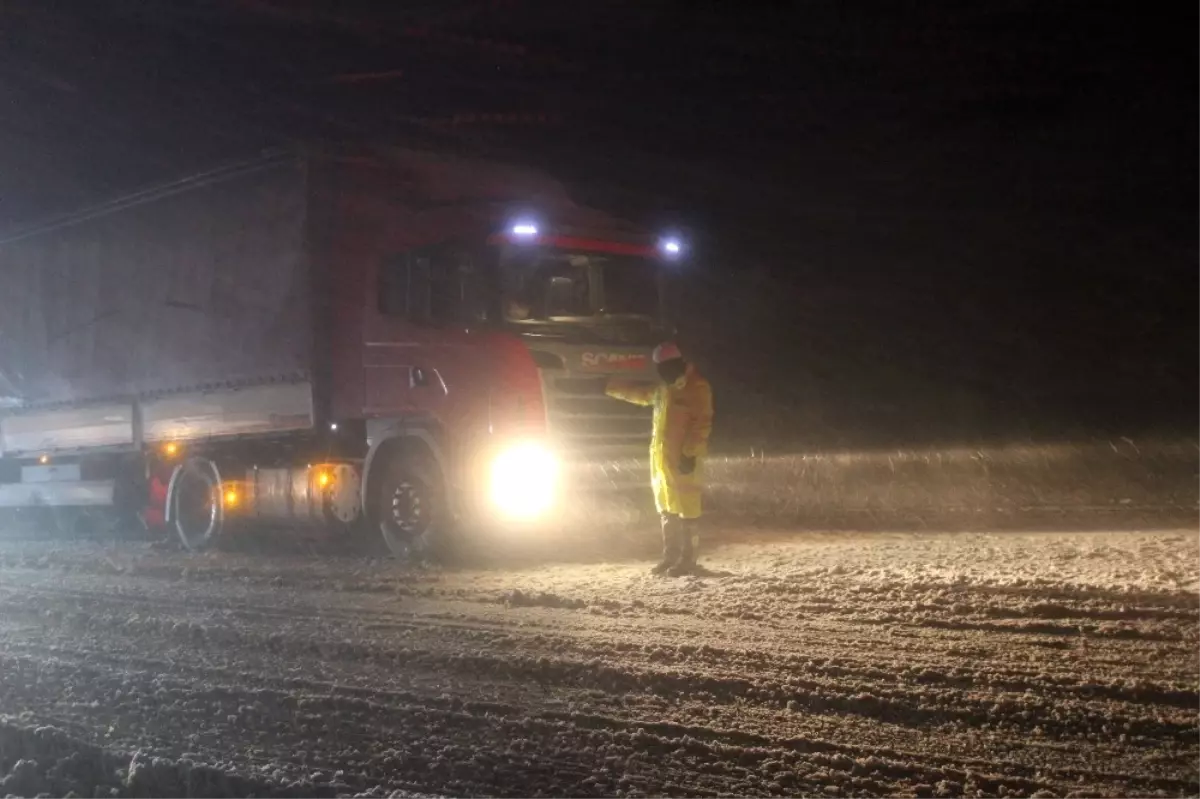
[{"xmin": 489, "ymin": 442, "xmax": 559, "ymax": 519}]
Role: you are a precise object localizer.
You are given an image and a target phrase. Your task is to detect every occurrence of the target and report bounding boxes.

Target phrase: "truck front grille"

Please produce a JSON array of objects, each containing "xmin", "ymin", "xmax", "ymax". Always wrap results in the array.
[{"xmin": 545, "ymin": 375, "xmax": 652, "ymax": 458}]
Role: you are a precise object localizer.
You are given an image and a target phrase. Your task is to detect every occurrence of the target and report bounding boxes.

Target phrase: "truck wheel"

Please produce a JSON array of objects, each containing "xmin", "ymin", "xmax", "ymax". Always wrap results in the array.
[
  {"xmin": 376, "ymin": 453, "xmax": 450, "ymax": 561},
  {"xmin": 170, "ymin": 458, "xmax": 222, "ymax": 551}
]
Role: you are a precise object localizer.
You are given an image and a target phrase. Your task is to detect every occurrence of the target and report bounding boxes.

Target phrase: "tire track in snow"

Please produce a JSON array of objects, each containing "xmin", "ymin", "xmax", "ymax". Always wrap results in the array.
[{"xmin": 0, "ymin": 531, "xmax": 1195, "ymax": 798}]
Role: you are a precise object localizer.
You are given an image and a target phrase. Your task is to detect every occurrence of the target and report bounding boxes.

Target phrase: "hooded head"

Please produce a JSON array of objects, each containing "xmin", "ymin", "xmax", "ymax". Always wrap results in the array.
[{"xmin": 652, "ymin": 341, "xmax": 687, "ymax": 385}]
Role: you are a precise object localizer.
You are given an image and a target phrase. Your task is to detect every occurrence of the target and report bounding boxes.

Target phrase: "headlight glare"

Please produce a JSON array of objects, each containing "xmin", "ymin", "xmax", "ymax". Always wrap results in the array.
[{"xmin": 489, "ymin": 442, "xmax": 558, "ymax": 519}]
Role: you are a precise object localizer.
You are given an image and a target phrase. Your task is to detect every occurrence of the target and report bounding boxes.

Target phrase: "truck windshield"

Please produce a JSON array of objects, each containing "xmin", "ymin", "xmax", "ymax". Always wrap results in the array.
[{"xmin": 499, "ymin": 248, "xmax": 661, "ymax": 323}]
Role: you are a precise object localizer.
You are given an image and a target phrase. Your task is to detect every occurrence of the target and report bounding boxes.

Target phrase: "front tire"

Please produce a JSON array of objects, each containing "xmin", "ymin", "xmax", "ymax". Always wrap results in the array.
[{"xmin": 375, "ymin": 452, "xmax": 452, "ymax": 562}]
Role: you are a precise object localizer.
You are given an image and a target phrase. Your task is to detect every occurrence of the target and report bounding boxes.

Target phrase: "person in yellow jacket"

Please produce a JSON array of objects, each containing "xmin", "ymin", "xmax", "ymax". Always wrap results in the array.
[{"xmin": 606, "ymin": 342, "xmax": 714, "ymax": 575}]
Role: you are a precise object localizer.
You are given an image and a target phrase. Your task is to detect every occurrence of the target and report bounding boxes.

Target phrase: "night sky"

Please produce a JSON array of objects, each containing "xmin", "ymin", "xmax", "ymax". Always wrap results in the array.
[{"xmin": 1, "ymin": 1, "xmax": 1194, "ymax": 449}]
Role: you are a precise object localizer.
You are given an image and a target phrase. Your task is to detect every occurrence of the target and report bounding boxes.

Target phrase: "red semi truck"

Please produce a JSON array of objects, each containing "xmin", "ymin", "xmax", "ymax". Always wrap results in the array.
[{"xmin": 0, "ymin": 147, "xmax": 681, "ymax": 556}]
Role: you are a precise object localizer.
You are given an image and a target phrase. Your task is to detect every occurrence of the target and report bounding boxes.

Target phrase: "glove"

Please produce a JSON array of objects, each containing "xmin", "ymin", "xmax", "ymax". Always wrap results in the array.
[{"xmin": 678, "ymin": 455, "xmax": 696, "ymax": 475}]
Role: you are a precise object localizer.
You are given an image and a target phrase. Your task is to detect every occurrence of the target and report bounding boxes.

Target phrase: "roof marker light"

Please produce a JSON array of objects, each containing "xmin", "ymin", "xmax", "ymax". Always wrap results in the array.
[{"xmin": 659, "ymin": 236, "xmax": 684, "ymax": 258}]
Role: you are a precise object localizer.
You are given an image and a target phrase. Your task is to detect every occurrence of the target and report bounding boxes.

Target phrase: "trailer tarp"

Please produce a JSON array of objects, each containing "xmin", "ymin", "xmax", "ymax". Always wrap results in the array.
[{"xmin": 0, "ymin": 159, "xmax": 312, "ymax": 408}]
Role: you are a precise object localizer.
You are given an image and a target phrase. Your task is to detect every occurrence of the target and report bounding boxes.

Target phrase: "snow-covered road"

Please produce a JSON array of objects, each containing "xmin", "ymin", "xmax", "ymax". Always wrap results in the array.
[{"xmin": 0, "ymin": 529, "xmax": 1195, "ymax": 797}]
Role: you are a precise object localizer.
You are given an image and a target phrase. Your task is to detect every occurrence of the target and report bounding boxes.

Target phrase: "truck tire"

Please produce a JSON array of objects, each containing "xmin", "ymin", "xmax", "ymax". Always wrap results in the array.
[
  {"xmin": 169, "ymin": 458, "xmax": 223, "ymax": 551},
  {"xmin": 375, "ymin": 451, "xmax": 452, "ymax": 562}
]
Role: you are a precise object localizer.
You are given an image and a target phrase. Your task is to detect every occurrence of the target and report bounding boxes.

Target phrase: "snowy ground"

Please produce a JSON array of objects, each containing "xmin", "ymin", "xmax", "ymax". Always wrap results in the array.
[{"xmin": 0, "ymin": 528, "xmax": 1196, "ymax": 798}]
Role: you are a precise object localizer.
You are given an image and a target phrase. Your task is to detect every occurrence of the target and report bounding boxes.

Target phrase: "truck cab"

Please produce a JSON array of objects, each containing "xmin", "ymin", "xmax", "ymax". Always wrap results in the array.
[{"xmin": 351, "ymin": 206, "xmax": 681, "ymax": 556}]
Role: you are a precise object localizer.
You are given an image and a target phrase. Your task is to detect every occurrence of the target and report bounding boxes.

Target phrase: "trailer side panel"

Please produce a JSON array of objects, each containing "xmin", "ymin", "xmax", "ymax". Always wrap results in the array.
[{"xmin": 0, "ymin": 158, "xmax": 312, "ymax": 409}]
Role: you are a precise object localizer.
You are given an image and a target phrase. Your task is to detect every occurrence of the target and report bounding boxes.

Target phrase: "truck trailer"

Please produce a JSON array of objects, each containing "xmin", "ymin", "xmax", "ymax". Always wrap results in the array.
[{"xmin": 0, "ymin": 147, "xmax": 680, "ymax": 557}]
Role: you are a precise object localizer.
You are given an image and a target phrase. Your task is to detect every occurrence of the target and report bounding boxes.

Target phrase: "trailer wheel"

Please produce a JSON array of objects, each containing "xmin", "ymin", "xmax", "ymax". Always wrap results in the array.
[
  {"xmin": 169, "ymin": 458, "xmax": 222, "ymax": 551},
  {"xmin": 375, "ymin": 451, "xmax": 450, "ymax": 561}
]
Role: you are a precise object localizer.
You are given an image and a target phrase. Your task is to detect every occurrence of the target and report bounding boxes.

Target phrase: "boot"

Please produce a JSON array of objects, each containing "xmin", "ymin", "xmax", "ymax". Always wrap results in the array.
[
  {"xmin": 667, "ymin": 520, "xmax": 699, "ymax": 577},
  {"xmin": 651, "ymin": 514, "xmax": 682, "ymax": 575}
]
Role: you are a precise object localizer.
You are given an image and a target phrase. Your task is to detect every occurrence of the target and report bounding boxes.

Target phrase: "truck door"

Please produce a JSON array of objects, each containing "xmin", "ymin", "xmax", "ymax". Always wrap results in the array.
[
  {"xmin": 366, "ymin": 244, "xmax": 489, "ymax": 427},
  {"xmin": 364, "ymin": 249, "xmax": 431, "ymax": 416}
]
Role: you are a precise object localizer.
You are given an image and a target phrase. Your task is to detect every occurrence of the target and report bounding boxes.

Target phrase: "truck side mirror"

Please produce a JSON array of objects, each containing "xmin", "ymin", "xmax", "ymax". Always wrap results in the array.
[
  {"xmin": 378, "ymin": 255, "xmax": 408, "ymax": 317},
  {"xmin": 378, "ymin": 253, "xmax": 431, "ymax": 322},
  {"xmin": 408, "ymin": 254, "xmax": 432, "ymax": 323},
  {"xmin": 455, "ymin": 254, "xmax": 491, "ymax": 326},
  {"xmin": 545, "ymin": 275, "xmax": 575, "ymax": 317}
]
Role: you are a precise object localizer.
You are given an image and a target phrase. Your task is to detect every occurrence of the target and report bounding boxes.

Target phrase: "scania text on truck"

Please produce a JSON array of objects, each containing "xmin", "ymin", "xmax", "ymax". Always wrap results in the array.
[{"xmin": 0, "ymin": 148, "xmax": 683, "ymax": 557}]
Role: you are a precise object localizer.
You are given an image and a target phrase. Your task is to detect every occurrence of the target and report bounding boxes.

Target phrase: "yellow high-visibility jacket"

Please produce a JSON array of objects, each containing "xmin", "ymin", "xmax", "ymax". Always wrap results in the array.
[{"xmin": 606, "ymin": 364, "xmax": 714, "ymax": 519}]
